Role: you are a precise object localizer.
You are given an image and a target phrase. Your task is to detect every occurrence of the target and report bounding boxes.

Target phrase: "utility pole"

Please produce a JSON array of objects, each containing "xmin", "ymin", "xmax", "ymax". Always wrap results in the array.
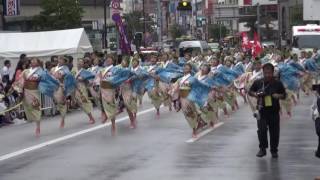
[
  {"xmin": 277, "ymin": 0, "xmax": 281, "ymax": 48},
  {"xmin": 143, "ymin": 0, "xmax": 146, "ymax": 47},
  {"xmin": 0, "ymin": 5, "xmax": 4, "ymax": 30},
  {"xmin": 132, "ymin": 0, "xmax": 135, "ymax": 12},
  {"xmin": 219, "ymin": 3, "xmax": 221, "ymax": 41},
  {"xmin": 195, "ymin": 0, "xmax": 198, "ymax": 39},
  {"xmin": 103, "ymin": 0, "xmax": 108, "ymax": 49},
  {"xmin": 257, "ymin": 3, "xmax": 260, "ymax": 38},
  {"xmin": 157, "ymin": 0, "xmax": 162, "ymax": 44}
]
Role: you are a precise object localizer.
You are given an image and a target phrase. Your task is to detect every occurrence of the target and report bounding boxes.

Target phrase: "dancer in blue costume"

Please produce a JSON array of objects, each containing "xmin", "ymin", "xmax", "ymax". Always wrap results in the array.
[
  {"xmin": 51, "ymin": 56, "xmax": 76, "ymax": 129},
  {"xmin": 74, "ymin": 59, "xmax": 96, "ymax": 124},
  {"xmin": 146, "ymin": 54, "xmax": 163, "ymax": 117},
  {"xmin": 195, "ymin": 64, "xmax": 218, "ymax": 128},
  {"xmin": 96, "ymin": 56, "xmax": 118, "ymax": 135},
  {"xmin": 210, "ymin": 57, "xmax": 229, "ymax": 117}
]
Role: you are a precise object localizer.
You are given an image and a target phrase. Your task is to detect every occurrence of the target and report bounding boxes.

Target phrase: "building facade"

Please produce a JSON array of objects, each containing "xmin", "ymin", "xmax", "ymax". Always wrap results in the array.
[
  {"xmin": 0, "ymin": 0, "xmax": 117, "ymax": 50},
  {"xmin": 278, "ymin": 0, "xmax": 303, "ymax": 46},
  {"xmin": 212, "ymin": 0, "xmax": 240, "ymax": 35}
]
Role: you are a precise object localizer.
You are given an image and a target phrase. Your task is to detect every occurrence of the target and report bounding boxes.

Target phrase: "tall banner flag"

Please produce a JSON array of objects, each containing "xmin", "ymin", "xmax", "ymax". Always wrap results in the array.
[
  {"xmin": 111, "ymin": 0, "xmax": 132, "ymax": 55},
  {"xmin": 3, "ymin": 0, "xmax": 20, "ymax": 16},
  {"xmin": 241, "ymin": 32, "xmax": 251, "ymax": 51},
  {"xmin": 252, "ymin": 31, "xmax": 263, "ymax": 58}
]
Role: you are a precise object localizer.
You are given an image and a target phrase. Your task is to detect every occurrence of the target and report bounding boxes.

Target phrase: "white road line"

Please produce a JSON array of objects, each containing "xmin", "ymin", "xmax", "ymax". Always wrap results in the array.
[
  {"xmin": 185, "ymin": 122, "xmax": 224, "ymax": 143},
  {"xmin": 0, "ymin": 107, "xmax": 156, "ymax": 162}
]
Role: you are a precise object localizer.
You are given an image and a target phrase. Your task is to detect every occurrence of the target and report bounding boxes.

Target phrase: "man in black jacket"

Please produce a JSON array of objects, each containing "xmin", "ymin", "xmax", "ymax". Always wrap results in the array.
[
  {"xmin": 249, "ymin": 63, "xmax": 287, "ymax": 158},
  {"xmin": 313, "ymin": 85, "xmax": 320, "ymax": 158}
]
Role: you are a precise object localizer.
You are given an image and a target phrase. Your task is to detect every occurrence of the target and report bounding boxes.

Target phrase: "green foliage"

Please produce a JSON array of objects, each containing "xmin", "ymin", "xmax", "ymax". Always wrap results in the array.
[
  {"xmin": 122, "ymin": 11, "xmax": 156, "ymax": 40},
  {"xmin": 208, "ymin": 24, "xmax": 229, "ymax": 40},
  {"xmin": 33, "ymin": 0, "xmax": 84, "ymax": 30},
  {"xmin": 290, "ymin": 4, "xmax": 303, "ymax": 26},
  {"xmin": 110, "ymin": 37, "xmax": 117, "ymax": 42},
  {"xmin": 169, "ymin": 23, "xmax": 184, "ymax": 39}
]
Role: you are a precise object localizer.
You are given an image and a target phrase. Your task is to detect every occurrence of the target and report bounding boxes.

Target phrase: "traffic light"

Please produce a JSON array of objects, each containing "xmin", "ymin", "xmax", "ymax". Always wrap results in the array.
[
  {"xmin": 177, "ymin": 1, "xmax": 192, "ymax": 11},
  {"xmin": 134, "ymin": 32, "xmax": 143, "ymax": 48}
]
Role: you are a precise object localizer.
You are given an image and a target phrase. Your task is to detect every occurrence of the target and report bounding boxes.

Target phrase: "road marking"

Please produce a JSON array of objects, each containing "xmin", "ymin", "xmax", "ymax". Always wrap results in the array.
[
  {"xmin": 185, "ymin": 122, "xmax": 224, "ymax": 143},
  {"xmin": 0, "ymin": 107, "xmax": 156, "ymax": 162}
]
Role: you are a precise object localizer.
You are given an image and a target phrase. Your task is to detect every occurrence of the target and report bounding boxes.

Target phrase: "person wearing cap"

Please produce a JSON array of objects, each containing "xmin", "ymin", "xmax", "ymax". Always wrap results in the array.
[{"xmin": 249, "ymin": 63, "xmax": 286, "ymax": 158}]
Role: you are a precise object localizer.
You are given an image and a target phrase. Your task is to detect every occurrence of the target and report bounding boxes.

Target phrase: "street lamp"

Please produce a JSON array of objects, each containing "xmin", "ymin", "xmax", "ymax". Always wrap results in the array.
[
  {"xmin": 103, "ymin": 0, "xmax": 108, "ymax": 49},
  {"xmin": 256, "ymin": 3, "xmax": 260, "ymax": 39},
  {"xmin": 143, "ymin": 0, "xmax": 146, "ymax": 47}
]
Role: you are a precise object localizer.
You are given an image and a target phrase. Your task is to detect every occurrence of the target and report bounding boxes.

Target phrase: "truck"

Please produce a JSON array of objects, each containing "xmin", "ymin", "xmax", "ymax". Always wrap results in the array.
[{"xmin": 292, "ymin": 24, "xmax": 320, "ymax": 55}]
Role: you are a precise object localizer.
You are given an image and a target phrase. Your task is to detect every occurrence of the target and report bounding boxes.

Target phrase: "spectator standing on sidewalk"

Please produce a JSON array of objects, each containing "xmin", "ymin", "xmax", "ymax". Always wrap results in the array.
[{"xmin": 1, "ymin": 60, "xmax": 13, "ymax": 86}]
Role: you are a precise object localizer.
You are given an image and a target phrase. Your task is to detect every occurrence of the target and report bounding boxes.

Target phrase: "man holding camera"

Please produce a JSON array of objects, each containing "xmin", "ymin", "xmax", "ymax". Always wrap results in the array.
[{"xmin": 249, "ymin": 63, "xmax": 286, "ymax": 158}]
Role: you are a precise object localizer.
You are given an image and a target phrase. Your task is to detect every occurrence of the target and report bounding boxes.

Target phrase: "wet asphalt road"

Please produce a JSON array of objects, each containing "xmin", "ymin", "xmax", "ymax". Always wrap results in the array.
[{"xmin": 0, "ymin": 95, "xmax": 319, "ymax": 180}]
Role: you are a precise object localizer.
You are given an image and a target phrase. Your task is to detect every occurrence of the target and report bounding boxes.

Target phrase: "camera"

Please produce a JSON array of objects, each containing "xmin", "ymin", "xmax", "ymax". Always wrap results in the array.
[
  {"xmin": 256, "ymin": 90, "xmax": 265, "ymax": 97},
  {"xmin": 312, "ymin": 84, "xmax": 320, "ymax": 92}
]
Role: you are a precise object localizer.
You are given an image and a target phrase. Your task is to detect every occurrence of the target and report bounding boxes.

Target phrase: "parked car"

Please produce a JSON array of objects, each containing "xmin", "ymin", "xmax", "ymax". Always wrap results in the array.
[
  {"xmin": 178, "ymin": 40, "xmax": 210, "ymax": 55},
  {"xmin": 208, "ymin": 42, "xmax": 220, "ymax": 53}
]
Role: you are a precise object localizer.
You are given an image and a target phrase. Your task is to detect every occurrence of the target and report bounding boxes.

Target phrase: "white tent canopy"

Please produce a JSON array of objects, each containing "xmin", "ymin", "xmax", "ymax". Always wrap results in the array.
[{"xmin": 0, "ymin": 28, "xmax": 93, "ymax": 59}]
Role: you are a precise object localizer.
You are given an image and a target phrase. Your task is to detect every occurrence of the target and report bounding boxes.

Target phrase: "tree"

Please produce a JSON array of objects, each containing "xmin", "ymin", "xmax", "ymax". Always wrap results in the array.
[
  {"xmin": 169, "ymin": 23, "xmax": 184, "ymax": 39},
  {"xmin": 208, "ymin": 24, "xmax": 229, "ymax": 41},
  {"xmin": 290, "ymin": 4, "xmax": 303, "ymax": 26},
  {"xmin": 260, "ymin": 14, "xmax": 276, "ymax": 40},
  {"xmin": 122, "ymin": 11, "xmax": 156, "ymax": 41},
  {"xmin": 33, "ymin": 0, "xmax": 84, "ymax": 31}
]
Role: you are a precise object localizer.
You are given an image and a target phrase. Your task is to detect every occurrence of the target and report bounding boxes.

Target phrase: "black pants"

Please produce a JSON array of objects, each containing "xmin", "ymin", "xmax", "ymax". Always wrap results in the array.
[
  {"xmin": 316, "ymin": 98, "xmax": 320, "ymax": 153},
  {"xmin": 315, "ymin": 118, "xmax": 320, "ymax": 153},
  {"xmin": 257, "ymin": 109, "xmax": 280, "ymax": 153}
]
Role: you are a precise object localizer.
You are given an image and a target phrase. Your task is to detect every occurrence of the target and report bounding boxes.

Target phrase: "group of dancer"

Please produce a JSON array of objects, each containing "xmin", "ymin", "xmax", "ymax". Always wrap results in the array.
[{"xmin": 11, "ymin": 48, "xmax": 319, "ymax": 138}]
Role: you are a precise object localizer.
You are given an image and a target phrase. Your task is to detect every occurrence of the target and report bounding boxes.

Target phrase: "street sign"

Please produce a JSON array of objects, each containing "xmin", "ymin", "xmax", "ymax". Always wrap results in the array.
[
  {"xmin": 3, "ymin": 0, "xmax": 20, "ymax": 16},
  {"xmin": 240, "ymin": 0, "xmax": 277, "ymax": 6}
]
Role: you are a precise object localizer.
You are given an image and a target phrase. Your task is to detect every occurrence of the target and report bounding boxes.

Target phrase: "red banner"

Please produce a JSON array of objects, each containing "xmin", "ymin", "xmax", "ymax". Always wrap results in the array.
[
  {"xmin": 241, "ymin": 32, "xmax": 251, "ymax": 51},
  {"xmin": 252, "ymin": 32, "xmax": 263, "ymax": 58}
]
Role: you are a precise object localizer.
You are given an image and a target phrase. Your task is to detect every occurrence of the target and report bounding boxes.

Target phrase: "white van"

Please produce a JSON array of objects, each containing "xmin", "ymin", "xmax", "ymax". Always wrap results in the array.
[
  {"xmin": 178, "ymin": 41, "xmax": 210, "ymax": 54},
  {"xmin": 292, "ymin": 24, "xmax": 320, "ymax": 55}
]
